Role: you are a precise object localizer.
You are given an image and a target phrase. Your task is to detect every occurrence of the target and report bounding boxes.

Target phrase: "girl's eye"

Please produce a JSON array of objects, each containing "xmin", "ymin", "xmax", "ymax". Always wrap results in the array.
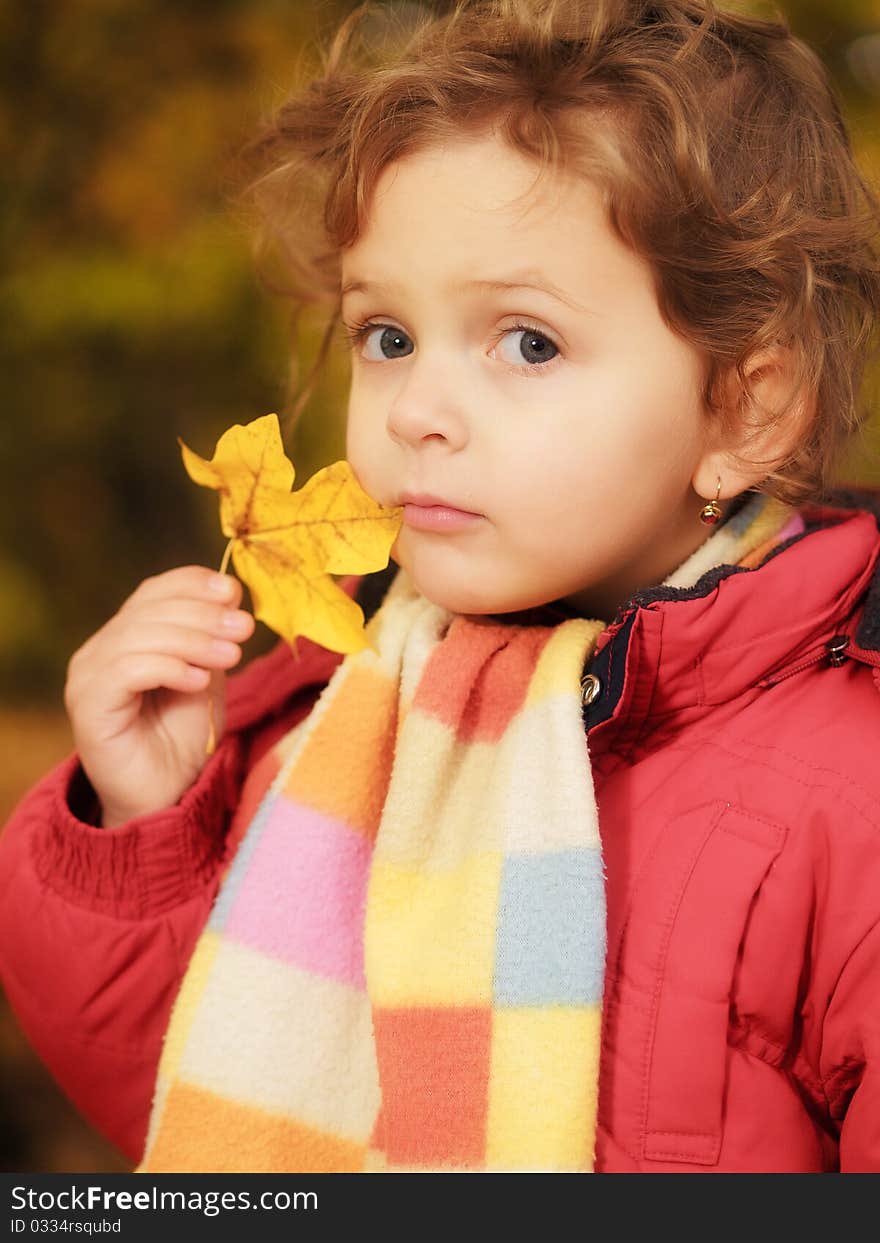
[
  {"xmin": 340, "ymin": 319, "xmax": 561, "ymax": 372},
  {"xmin": 493, "ymin": 323, "xmax": 560, "ymax": 370},
  {"xmin": 341, "ymin": 322, "xmax": 413, "ymax": 361}
]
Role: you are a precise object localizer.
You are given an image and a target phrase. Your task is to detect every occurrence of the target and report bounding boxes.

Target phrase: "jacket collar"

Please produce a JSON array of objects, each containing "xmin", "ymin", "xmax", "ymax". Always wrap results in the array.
[{"xmin": 583, "ymin": 486, "xmax": 880, "ymax": 744}]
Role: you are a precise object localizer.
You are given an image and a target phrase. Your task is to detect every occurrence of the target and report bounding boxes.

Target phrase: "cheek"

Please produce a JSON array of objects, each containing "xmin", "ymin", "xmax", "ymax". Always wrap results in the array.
[
  {"xmin": 345, "ymin": 404, "xmax": 396, "ymax": 509},
  {"xmin": 510, "ymin": 420, "xmax": 617, "ymax": 520},
  {"xmin": 557, "ymin": 377, "xmax": 698, "ymax": 485},
  {"xmin": 343, "ymin": 419, "xmax": 356, "ymax": 467},
  {"xmin": 345, "ymin": 405, "xmax": 371, "ymax": 470}
]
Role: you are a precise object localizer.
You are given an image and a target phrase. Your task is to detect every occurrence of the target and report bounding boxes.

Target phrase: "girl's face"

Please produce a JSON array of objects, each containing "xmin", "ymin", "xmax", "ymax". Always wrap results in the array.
[{"xmin": 342, "ymin": 128, "xmax": 731, "ymax": 619}]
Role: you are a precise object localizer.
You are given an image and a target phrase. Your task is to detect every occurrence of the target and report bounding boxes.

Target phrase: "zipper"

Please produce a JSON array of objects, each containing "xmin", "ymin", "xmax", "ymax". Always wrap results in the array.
[{"xmin": 758, "ymin": 634, "xmax": 852, "ymax": 688}]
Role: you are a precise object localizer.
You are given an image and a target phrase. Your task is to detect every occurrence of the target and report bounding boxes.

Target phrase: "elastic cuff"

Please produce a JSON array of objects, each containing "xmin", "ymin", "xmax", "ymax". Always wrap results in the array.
[{"xmin": 33, "ymin": 738, "xmax": 245, "ymax": 920}]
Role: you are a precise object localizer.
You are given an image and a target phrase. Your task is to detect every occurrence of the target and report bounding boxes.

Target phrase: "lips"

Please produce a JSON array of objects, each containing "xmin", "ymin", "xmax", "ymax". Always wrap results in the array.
[{"xmin": 398, "ymin": 491, "xmax": 480, "ymax": 514}]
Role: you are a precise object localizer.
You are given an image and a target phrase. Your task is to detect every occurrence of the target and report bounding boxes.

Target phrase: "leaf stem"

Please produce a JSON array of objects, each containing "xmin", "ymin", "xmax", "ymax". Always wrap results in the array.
[
  {"xmin": 218, "ymin": 537, "xmax": 234, "ymax": 577},
  {"xmin": 205, "ymin": 536, "xmax": 236, "ymax": 757}
]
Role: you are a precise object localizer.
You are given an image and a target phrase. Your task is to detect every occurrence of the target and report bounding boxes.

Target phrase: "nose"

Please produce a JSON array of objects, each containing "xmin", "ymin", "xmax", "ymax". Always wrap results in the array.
[{"xmin": 385, "ymin": 369, "xmax": 469, "ymax": 451}]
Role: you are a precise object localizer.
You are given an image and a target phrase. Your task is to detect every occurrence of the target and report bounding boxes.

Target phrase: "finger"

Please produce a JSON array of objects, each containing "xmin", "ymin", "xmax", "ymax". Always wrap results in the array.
[
  {"xmin": 124, "ymin": 566, "xmax": 243, "ymax": 612},
  {"xmin": 123, "ymin": 597, "xmax": 255, "ymax": 641},
  {"xmin": 94, "ymin": 652, "xmax": 213, "ymax": 715},
  {"xmin": 108, "ymin": 621, "xmax": 247, "ymax": 671}
]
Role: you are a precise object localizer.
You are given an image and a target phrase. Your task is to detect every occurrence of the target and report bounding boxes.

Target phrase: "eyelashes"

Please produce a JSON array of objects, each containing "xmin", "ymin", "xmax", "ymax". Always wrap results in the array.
[
  {"xmin": 339, "ymin": 318, "xmax": 562, "ymax": 376},
  {"xmin": 340, "ymin": 317, "xmax": 393, "ymax": 351}
]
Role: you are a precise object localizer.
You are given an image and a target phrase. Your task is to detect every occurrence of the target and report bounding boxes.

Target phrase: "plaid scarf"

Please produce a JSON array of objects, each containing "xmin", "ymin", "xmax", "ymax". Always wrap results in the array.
[{"xmin": 138, "ymin": 494, "xmax": 804, "ymax": 1172}]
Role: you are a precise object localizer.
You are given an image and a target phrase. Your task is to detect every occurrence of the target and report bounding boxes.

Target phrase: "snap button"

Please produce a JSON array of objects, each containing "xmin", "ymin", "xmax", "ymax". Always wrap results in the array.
[
  {"xmin": 580, "ymin": 672, "xmax": 602, "ymax": 707},
  {"xmin": 826, "ymin": 635, "xmax": 850, "ymax": 667}
]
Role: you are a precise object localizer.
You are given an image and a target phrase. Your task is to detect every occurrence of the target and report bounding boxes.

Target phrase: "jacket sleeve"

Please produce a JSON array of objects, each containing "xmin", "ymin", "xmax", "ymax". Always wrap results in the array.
[
  {"xmin": 822, "ymin": 916, "xmax": 880, "ymax": 1172},
  {"xmin": 0, "ymin": 589, "xmax": 353, "ymax": 1166}
]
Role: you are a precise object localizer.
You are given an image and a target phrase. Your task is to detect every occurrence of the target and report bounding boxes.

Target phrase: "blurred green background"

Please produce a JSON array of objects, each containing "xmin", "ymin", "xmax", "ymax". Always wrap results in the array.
[
  {"xmin": 1, "ymin": 0, "xmax": 355, "ymax": 716},
  {"xmin": 0, "ymin": 0, "xmax": 879, "ymax": 1171}
]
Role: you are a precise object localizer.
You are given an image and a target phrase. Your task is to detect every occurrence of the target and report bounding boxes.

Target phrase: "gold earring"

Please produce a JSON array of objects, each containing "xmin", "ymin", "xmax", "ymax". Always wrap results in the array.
[{"xmin": 698, "ymin": 476, "xmax": 723, "ymax": 525}]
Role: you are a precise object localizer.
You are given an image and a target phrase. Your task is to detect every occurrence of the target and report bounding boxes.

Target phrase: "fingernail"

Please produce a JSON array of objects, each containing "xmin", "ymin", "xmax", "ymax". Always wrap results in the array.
[
  {"xmin": 209, "ymin": 575, "xmax": 234, "ymax": 598},
  {"xmin": 221, "ymin": 610, "xmax": 251, "ymax": 633}
]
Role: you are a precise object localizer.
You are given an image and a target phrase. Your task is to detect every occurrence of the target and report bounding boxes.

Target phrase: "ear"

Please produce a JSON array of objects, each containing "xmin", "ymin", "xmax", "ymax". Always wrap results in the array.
[{"xmin": 692, "ymin": 345, "xmax": 817, "ymax": 504}]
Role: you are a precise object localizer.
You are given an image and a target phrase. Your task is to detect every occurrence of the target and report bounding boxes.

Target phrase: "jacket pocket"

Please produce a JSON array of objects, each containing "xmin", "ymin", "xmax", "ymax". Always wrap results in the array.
[{"xmin": 637, "ymin": 801, "xmax": 786, "ymax": 1165}]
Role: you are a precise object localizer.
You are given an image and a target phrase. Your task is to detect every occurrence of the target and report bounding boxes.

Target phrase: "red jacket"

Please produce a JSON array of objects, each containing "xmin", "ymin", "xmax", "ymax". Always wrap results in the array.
[{"xmin": 2, "ymin": 489, "xmax": 880, "ymax": 1172}]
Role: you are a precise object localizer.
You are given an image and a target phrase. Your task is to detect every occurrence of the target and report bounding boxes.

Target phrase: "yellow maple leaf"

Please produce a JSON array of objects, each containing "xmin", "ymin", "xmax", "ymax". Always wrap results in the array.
[{"xmin": 179, "ymin": 412, "xmax": 403, "ymax": 657}]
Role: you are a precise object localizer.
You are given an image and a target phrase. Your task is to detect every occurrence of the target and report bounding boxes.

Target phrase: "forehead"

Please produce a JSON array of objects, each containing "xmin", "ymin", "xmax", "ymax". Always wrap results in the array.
[
  {"xmin": 339, "ymin": 131, "xmax": 648, "ymax": 309},
  {"xmin": 346, "ymin": 132, "xmax": 569, "ymax": 250}
]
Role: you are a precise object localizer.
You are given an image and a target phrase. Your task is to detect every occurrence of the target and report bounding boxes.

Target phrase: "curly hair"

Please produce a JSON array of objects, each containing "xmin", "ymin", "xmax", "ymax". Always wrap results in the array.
[{"xmin": 234, "ymin": 0, "xmax": 880, "ymax": 506}]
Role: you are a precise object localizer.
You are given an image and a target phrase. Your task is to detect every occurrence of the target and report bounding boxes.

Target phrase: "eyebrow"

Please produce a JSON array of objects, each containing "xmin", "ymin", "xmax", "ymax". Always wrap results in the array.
[{"xmin": 339, "ymin": 269, "xmax": 588, "ymax": 312}]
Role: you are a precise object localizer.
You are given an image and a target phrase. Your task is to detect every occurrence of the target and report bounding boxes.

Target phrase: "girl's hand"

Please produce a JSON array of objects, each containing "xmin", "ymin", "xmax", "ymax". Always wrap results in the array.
[{"xmin": 63, "ymin": 566, "xmax": 255, "ymax": 828}]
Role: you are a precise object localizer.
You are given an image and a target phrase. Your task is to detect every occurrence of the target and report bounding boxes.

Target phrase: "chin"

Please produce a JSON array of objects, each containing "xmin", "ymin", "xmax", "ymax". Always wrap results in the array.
[
  {"xmin": 395, "ymin": 562, "xmax": 493, "ymax": 616},
  {"xmin": 424, "ymin": 584, "xmax": 494, "ymax": 616},
  {"xmin": 392, "ymin": 535, "xmax": 536, "ymax": 616}
]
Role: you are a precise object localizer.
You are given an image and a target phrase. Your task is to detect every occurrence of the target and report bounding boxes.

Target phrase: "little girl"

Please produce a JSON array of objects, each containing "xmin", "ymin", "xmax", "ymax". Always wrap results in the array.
[{"xmin": 2, "ymin": 0, "xmax": 880, "ymax": 1173}]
